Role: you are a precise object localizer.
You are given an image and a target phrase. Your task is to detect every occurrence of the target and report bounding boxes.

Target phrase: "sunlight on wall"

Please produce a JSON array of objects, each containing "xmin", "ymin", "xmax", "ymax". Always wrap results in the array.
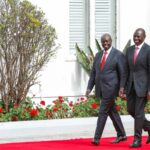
[
  {"xmin": 29, "ymin": 0, "xmax": 69, "ymax": 60},
  {"xmin": 28, "ymin": 0, "xmax": 89, "ymax": 100},
  {"xmin": 117, "ymin": 0, "xmax": 150, "ymax": 50}
]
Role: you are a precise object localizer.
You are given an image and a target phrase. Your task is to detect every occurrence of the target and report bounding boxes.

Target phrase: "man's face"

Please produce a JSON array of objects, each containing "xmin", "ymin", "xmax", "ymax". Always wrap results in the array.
[
  {"xmin": 101, "ymin": 35, "xmax": 112, "ymax": 51},
  {"xmin": 133, "ymin": 30, "xmax": 145, "ymax": 46}
]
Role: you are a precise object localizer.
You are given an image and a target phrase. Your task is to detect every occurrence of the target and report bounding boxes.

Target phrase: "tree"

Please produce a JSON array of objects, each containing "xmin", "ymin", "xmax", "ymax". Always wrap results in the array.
[{"xmin": 0, "ymin": 0, "xmax": 57, "ymax": 111}]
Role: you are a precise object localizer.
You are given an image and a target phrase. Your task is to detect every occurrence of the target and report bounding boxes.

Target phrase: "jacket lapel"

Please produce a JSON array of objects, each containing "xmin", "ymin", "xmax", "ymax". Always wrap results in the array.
[
  {"xmin": 129, "ymin": 46, "xmax": 135, "ymax": 66},
  {"xmin": 97, "ymin": 51, "xmax": 103, "ymax": 72},
  {"xmin": 99, "ymin": 51, "xmax": 103, "ymax": 61},
  {"xmin": 134, "ymin": 43, "xmax": 146, "ymax": 65}
]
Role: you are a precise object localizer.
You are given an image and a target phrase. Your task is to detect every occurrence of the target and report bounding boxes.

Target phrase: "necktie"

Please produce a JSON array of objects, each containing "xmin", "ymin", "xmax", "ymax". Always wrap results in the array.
[
  {"xmin": 133, "ymin": 46, "xmax": 139, "ymax": 64},
  {"xmin": 100, "ymin": 51, "xmax": 107, "ymax": 71}
]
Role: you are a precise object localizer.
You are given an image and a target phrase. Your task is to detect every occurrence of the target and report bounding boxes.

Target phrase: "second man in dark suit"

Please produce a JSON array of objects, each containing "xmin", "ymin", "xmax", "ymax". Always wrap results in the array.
[
  {"xmin": 86, "ymin": 33, "xmax": 127, "ymax": 145},
  {"xmin": 126, "ymin": 28, "xmax": 150, "ymax": 148}
]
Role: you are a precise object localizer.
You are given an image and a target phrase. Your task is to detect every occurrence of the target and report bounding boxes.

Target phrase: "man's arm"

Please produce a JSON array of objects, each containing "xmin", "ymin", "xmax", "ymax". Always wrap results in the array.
[
  {"xmin": 117, "ymin": 52, "xmax": 128, "ymax": 97},
  {"xmin": 85, "ymin": 53, "xmax": 98, "ymax": 97}
]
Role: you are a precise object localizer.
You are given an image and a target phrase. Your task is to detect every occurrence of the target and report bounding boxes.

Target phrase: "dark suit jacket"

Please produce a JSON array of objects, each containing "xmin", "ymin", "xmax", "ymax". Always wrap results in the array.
[
  {"xmin": 126, "ymin": 43, "xmax": 150, "ymax": 97},
  {"xmin": 87, "ymin": 47, "xmax": 127, "ymax": 99}
]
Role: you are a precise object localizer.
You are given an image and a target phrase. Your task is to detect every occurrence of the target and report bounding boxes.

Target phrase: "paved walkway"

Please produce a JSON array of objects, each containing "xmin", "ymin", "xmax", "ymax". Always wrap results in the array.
[{"xmin": 0, "ymin": 115, "xmax": 150, "ymax": 143}]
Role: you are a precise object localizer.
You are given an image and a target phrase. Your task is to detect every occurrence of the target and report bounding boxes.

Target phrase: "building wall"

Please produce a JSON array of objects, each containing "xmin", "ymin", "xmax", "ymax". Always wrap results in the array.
[
  {"xmin": 28, "ymin": 0, "xmax": 150, "ymax": 101},
  {"xmin": 28, "ymin": 0, "xmax": 89, "ymax": 100},
  {"xmin": 117, "ymin": 0, "xmax": 150, "ymax": 50}
]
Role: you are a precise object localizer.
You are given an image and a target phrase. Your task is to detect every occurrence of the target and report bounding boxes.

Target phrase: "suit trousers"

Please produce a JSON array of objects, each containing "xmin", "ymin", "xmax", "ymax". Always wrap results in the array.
[
  {"xmin": 127, "ymin": 84, "xmax": 150, "ymax": 141},
  {"xmin": 94, "ymin": 97, "xmax": 126, "ymax": 140}
]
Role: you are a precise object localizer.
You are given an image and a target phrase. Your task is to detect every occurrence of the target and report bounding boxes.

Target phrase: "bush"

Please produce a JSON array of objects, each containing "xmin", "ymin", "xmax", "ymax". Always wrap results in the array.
[
  {"xmin": 0, "ymin": 96, "xmax": 150, "ymax": 122},
  {"xmin": 72, "ymin": 96, "xmax": 100, "ymax": 117},
  {"xmin": 0, "ymin": 0, "xmax": 57, "ymax": 112},
  {"xmin": 0, "ymin": 96, "xmax": 100, "ymax": 122}
]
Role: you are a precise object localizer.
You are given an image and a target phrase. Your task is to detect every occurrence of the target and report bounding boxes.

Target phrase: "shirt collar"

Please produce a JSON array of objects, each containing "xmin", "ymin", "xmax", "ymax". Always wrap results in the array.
[
  {"xmin": 135, "ymin": 42, "xmax": 144, "ymax": 50},
  {"xmin": 103, "ymin": 46, "xmax": 112, "ymax": 55}
]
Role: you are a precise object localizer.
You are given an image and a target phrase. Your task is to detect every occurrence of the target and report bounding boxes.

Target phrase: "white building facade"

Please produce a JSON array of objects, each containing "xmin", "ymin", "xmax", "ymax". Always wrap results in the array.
[{"xmin": 28, "ymin": 0, "xmax": 150, "ymax": 101}]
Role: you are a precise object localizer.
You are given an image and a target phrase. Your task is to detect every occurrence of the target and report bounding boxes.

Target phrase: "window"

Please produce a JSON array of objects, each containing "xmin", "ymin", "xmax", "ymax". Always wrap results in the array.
[
  {"xmin": 69, "ymin": 0, "xmax": 116, "ymax": 53},
  {"xmin": 95, "ymin": 0, "xmax": 116, "ymax": 46},
  {"xmin": 69, "ymin": 0, "xmax": 90, "ymax": 53}
]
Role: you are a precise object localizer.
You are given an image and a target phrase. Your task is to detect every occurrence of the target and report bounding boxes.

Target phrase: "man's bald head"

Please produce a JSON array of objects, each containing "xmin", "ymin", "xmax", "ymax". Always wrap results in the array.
[{"xmin": 101, "ymin": 33, "xmax": 112, "ymax": 51}]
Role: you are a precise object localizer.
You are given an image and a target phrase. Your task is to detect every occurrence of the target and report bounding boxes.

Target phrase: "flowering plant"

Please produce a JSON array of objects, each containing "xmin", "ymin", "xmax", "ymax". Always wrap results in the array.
[
  {"xmin": 115, "ymin": 97, "xmax": 128, "ymax": 115},
  {"xmin": 115, "ymin": 96, "xmax": 150, "ymax": 115},
  {"xmin": 72, "ymin": 96, "xmax": 99, "ymax": 117},
  {"xmin": 0, "ymin": 96, "xmax": 150, "ymax": 122},
  {"xmin": 0, "ymin": 96, "xmax": 100, "ymax": 122}
]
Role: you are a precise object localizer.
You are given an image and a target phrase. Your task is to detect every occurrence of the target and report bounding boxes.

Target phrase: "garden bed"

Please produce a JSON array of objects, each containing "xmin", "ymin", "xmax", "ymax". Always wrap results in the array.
[{"xmin": 1, "ymin": 96, "xmax": 150, "ymax": 122}]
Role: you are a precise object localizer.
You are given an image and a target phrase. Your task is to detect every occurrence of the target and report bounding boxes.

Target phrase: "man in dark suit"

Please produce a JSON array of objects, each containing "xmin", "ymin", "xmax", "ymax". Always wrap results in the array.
[
  {"xmin": 126, "ymin": 28, "xmax": 150, "ymax": 148},
  {"xmin": 86, "ymin": 33, "xmax": 127, "ymax": 146}
]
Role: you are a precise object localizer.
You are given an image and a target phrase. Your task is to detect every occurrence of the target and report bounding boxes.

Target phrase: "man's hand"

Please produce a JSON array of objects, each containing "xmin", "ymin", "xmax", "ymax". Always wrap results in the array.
[
  {"xmin": 147, "ymin": 91, "xmax": 150, "ymax": 100},
  {"xmin": 119, "ymin": 87, "xmax": 125, "ymax": 98},
  {"xmin": 85, "ymin": 89, "xmax": 91, "ymax": 98}
]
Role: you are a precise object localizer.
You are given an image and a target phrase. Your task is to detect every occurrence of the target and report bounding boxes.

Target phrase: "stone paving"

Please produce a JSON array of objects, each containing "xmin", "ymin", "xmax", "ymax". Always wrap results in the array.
[{"xmin": 0, "ymin": 115, "xmax": 150, "ymax": 143}]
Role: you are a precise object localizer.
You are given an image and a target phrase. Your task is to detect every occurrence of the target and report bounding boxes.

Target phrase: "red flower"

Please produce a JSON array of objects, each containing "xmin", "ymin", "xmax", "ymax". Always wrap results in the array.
[
  {"xmin": 0, "ymin": 107, "xmax": 4, "ymax": 113},
  {"xmin": 91, "ymin": 102, "xmax": 98, "ymax": 109},
  {"xmin": 59, "ymin": 99, "xmax": 64, "ymax": 103},
  {"xmin": 147, "ymin": 95, "xmax": 150, "ymax": 101},
  {"xmin": 80, "ymin": 97, "xmax": 85, "ymax": 101},
  {"xmin": 145, "ymin": 107, "xmax": 149, "ymax": 113},
  {"xmin": 53, "ymin": 107, "xmax": 58, "ymax": 112},
  {"xmin": 116, "ymin": 105, "xmax": 121, "ymax": 111},
  {"xmin": 14, "ymin": 104, "xmax": 18, "ymax": 109},
  {"xmin": 122, "ymin": 97, "xmax": 127, "ymax": 101},
  {"xmin": 58, "ymin": 96, "xmax": 63, "ymax": 100},
  {"xmin": 25, "ymin": 106, "xmax": 30, "ymax": 111},
  {"xmin": 30, "ymin": 109, "xmax": 38, "ymax": 117},
  {"xmin": 69, "ymin": 101, "xmax": 73, "ymax": 107},
  {"xmin": 45, "ymin": 111, "xmax": 52, "ymax": 117},
  {"xmin": 40, "ymin": 100, "xmax": 45, "ymax": 106},
  {"xmin": 120, "ymin": 94, "xmax": 127, "ymax": 101}
]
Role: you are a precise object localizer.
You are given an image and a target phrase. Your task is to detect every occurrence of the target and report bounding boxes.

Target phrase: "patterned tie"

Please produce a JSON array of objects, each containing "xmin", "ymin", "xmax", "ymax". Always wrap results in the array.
[
  {"xmin": 100, "ymin": 51, "xmax": 107, "ymax": 71},
  {"xmin": 133, "ymin": 46, "xmax": 139, "ymax": 64}
]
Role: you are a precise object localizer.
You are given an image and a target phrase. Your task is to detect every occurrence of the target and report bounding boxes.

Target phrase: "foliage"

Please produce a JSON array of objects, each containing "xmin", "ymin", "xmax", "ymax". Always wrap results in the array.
[
  {"xmin": 123, "ymin": 39, "xmax": 131, "ymax": 55},
  {"xmin": 50, "ymin": 96, "xmax": 73, "ymax": 119},
  {"xmin": 0, "ymin": 96, "xmax": 100, "ymax": 122},
  {"xmin": 115, "ymin": 97, "xmax": 128, "ymax": 115},
  {"xmin": 75, "ymin": 39, "xmax": 102, "ymax": 75},
  {"xmin": 0, "ymin": 0, "xmax": 57, "ymax": 112},
  {"xmin": 1, "ymin": 96, "xmax": 150, "ymax": 122},
  {"xmin": 76, "ymin": 39, "xmax": 131, "ymax": 75},
  {"xmin": 72, "ymin": 96, "xmax": 100, "ymax": 117},
  {"xmin": 145, "ymin": 100, "xmax": 150, "ymax": 113},
  {"xmin": 75, "ymin": 44, "xmax": 91, "ymax": 75},
  {"xmin": 115, "ymin": 97, "xmax": 150, "ymax": 115}
]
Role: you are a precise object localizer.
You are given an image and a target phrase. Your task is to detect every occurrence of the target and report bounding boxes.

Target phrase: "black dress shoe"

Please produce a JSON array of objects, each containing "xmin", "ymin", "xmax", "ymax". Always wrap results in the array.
[
  {"xmin": 146, "ymin": 136, "xmax": 150, "ymax": 144},
  {"xmin": 91, "ymin": 139, "xmax": 100, "ymax": 145},
  {"xmin": 129, "ymin": 140, "xmax": 141, "ymax": 148},
  {"xmin": 110, "ymin": 136, "xmax": 127, "ymax": 144}
]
